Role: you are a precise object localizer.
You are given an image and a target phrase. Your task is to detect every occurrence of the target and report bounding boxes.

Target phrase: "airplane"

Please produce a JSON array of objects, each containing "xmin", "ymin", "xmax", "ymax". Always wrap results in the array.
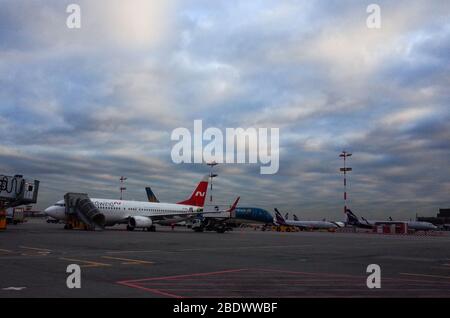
[
  {"xmin": 345, "ymin": 209, "xmax": 437, "ymax": 231},
  {"xmin": 45, "ymin": 176, "xmax": 240, "ymax": 232},
  {"xmin": 144, "ymin": 186, "xmax": 273, "ymax": 231},
  {"xmin": 274, "ymin": 208, "xmax": 342, "ymax": 231}
]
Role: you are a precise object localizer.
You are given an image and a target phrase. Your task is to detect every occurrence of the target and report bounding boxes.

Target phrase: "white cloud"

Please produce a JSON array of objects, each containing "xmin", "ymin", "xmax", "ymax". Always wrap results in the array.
[{"xmin": 381, "ymin": 107, "xmax": 435, "ymax": 127}]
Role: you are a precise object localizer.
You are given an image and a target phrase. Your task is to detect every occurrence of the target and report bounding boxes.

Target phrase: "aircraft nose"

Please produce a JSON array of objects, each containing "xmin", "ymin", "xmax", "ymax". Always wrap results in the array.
[{"xmin": 44, "ymin": 206, "xmax": 56, "ymax": 217}]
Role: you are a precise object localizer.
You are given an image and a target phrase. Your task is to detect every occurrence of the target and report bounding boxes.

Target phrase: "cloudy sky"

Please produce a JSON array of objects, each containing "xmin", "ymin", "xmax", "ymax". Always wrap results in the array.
[{"xmin": 0, "ymin": 0, "xmax": 449, "ymax": 220}]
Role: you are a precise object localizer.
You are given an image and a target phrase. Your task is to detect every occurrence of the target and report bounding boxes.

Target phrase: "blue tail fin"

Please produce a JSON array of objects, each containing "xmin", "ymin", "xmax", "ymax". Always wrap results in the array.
[{"xmin": 145, "ymin": 187, "xmax": 160, "ymax": 203}]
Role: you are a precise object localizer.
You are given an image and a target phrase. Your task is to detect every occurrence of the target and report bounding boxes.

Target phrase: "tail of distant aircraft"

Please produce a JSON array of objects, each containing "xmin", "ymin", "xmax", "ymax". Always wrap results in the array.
[
  {"xmin": 145, "ymin": 187, "xmax": 160, "ymax": 203},
  {"xmin": 293, "ymin": 214, "xmax": 299, "ymax": 221},
  {"xmin": 345, "ymin": 208, "xmax": 359, "ymax": 225},
  {"xmin": 177, "ymin": 175, "xmax": 209, "ymax": 207},
  {"xmin": 227, "ymin": 197, "xmax": 240, "ymax": 213},
  {"xmin": 274, "ymin": 208, "xmax": 288, "ymax": 226}
]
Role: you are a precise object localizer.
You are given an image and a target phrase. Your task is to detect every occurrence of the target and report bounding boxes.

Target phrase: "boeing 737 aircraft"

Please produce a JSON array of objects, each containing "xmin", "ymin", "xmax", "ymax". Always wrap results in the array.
[
  {"xmin": 345, "ymin": 209, "xmax": 437, "ymax": 231},
  {"xmin": 274, "ymin": 209, "xmax": 342, "ymax": 231},
  {"xmin": 144, "ymin": 186, "xmax": 273, "ymax": 231},
  {"xmin": 45, "ymin": 176, "xmax": 240, "ymax": 231}
]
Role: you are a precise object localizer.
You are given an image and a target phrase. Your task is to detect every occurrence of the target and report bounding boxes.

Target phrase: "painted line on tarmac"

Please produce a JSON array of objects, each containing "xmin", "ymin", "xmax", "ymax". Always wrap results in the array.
[
  {"xmin": 119, "ymin": 268, "xmax": 249, "ymax": 284},
  {"xmin": 59, "ymin": 257, "xmax": 111, "ymax": 268},
  {"xmin": 2, "ymin": 286, "xmax": 27, "ymax": 291},
  {"xmin": 400, "ymin": 273, "xmax": 450, "ymax": 280},
  {"xmin": 105, "ymin": 244, "xmax": 313, "ymax": 255},
  {"xmin": 117, "ymin": 269, "xmax": 248, "ymax": 298},
  {"xmin": 377, "ymin": 255, "xmax": 437, "ymax": 262},
  {"xmin": 19, "ymin": 246, "xmax": 51, "ymax": 256},
  {"xmin": 19, "ymin": 246, "xmax": 52, "ymax": 252},
  {"xmin": 101, "ymin": 256, "xmax": 154, "ymax": 265},
  {"xmin": 118, "ymin": 282, "xmax": 183, "ymax": 298}
]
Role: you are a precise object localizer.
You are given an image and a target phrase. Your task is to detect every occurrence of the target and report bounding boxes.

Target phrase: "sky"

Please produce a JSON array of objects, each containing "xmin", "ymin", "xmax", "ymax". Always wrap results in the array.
[{"xmin": 0, "ymin": 0, "xmax": 449, "ymax": 220}]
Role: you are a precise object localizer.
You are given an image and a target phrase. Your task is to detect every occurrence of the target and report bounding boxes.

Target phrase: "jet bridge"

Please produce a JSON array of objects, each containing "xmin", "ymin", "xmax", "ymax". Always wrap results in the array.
[
  {"xmin": 0, "ymin": 174, "xmax": 40, "ymax": 230},
  {"xmin": 64, "ymin": 193, "xmax": 105, "ymax": 230}
]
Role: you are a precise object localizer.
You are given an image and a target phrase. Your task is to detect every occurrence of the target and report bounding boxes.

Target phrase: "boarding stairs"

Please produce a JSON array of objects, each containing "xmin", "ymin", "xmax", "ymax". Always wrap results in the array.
[{"xmin": 64, "ymin": 193, "xmax": 105, "ymax": 230}]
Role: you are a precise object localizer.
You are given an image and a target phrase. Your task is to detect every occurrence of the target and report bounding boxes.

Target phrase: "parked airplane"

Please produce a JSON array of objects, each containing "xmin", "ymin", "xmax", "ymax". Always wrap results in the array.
[
  {"xmin": 45, "ymin": 176, "xmax": 239, "ymax": 232},
  {"xmin": 144, "ymin": 186, "xmax": 273, "ymax": 230},
  {"xmin": 345, "ymin": 209, "xmax": 437, "ymax": 231},
  {"xmin": 274, "ymin": 209, "xmax": 342, "ymax": 231}
]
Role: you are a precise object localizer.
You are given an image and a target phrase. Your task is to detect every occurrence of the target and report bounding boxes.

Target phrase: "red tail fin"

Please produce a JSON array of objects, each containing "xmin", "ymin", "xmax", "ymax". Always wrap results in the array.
[{"xmin": 177, "ymin": 175, "xmax": 209, "ymax": 207}]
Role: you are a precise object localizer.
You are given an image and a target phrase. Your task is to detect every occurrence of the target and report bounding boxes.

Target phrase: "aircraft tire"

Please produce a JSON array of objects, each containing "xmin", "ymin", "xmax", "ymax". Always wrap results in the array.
[
  {"xmin": 126, "ymin": 225, "xmax": 135, "ymax": 231},
  {"xmin": 64, "ymin": 224, "xmax": 73, "ymax": 230}
]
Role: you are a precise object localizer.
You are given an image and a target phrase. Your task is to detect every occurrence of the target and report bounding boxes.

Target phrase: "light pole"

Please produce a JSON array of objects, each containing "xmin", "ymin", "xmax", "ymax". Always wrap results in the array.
[
  {"xmin": 207, "ymin": 161, "xmax": 218, "ymax": 203},
  {"xmin": 339, "ymin": 151, "xmax": 352, "ymax": 214},
  {"xmin": 119, "ymin": 176, "xmax": 127, "ymax": 200}
]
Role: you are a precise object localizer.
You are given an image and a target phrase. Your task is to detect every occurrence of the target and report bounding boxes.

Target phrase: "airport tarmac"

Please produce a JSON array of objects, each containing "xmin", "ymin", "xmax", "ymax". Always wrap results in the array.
[{"xmin": 1, "ymin": 218, "xmax": 449, "ymax": 298}]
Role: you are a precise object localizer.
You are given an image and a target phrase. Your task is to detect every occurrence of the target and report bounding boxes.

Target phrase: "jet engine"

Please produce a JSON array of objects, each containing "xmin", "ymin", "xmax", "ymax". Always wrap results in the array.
[{"xmin": 128, "ymin": 216, "xmax": 153, "ymax": 229}]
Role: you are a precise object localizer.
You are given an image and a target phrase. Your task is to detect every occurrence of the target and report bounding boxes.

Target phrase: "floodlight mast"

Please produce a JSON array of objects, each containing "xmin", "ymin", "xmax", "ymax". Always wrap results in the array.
[
  {"xmin": 339, "ymin": 151, "xmax": 352, "ymax": 214},
  {"xmin": 119, "ymin": 176, "xmax": 127, "ymax": 201},
  {"xmin": 207, "ymin": 161, "xmax": 218, "ymax": 203}
]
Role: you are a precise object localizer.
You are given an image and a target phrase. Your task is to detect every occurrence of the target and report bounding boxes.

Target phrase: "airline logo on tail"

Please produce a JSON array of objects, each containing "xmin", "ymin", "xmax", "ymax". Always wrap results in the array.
[
  {"xmin": 345, "ymin": 209, "xmax": 360, "ymax": 225},
  {"xmin": 145, "ymin": 187, "xmax": 160, "ymax": 203},
  {"xmin": 274, "ymin": 208, "xmax": 287, "ymax": 226},
  {"xmin": 177, "ymin": 175, "xmax": 209, "ymax": 207}
]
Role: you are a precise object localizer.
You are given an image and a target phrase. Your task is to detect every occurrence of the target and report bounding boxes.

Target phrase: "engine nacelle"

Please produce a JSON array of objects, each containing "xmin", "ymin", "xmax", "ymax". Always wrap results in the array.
[{"xmin": 129, "ymin": 216, "xmax": 153, "ymax": 228}]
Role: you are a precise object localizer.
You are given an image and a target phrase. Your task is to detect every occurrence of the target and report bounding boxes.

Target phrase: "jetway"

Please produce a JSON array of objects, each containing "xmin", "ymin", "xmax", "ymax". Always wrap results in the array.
[
  {"xmin": 64, "ymin": 193, "xmax": 105, "ymax": 230},
  {"xmin": 0, "ymin": 174, "xmax": 40, "ymax": 230},
  {"xmin": 0, "ymin": 175, "xmax": 39, "ymax": 208}
]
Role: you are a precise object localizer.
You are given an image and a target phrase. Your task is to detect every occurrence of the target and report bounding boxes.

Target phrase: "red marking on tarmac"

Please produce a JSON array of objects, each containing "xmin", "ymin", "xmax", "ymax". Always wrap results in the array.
[
  {"xmin": 118, "ymin": 282, "xmax": 184, "ymax": 298},
  {"xmin": 117, "ymin": 269, "xmax": 249, "ymax": 298},
  {"xmin": 116, "ymin": 268, "xmax": 450, "ymax": 298},
  {"xmin": 118, "ymin": 268, "xmax": 248, "ymax": 284}
]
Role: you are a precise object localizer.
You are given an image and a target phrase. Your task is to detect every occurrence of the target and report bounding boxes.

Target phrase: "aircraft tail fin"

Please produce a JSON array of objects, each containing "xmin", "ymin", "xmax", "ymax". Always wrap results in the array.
[
  {"xmin": 227, "ymin": 197, "xmax": 240, "ymax": 213},
  {"xmin": 293, "ymin": 214, "xmax": 299, "ymax": 221},
  {"xmin": 345, "ymin": 208, "xmax": 359, "ymax": 224},
  {"xmin": 274, "ymin": 208, "xmax": 287, "ymax": 226},
  {"xmin": 177, "ymin": 175, "xmax": 209, "ymax": 207},
  {"xmin": 145, "ymin": 187, "xmax": 160, "ymax": 203}
]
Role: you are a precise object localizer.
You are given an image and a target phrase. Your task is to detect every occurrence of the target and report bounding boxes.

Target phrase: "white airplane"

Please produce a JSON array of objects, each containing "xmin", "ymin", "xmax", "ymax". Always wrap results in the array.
[
  {"xmin": 274, "ymin": 209, "xmax": 342, "ymax": 231},
  {"xmin": 45, "ymin": 176, "xmax": 240, "ymax": 231},
  {"xmin": 345, "ymin": 209, "xmax": 437, "ymax": 231}
]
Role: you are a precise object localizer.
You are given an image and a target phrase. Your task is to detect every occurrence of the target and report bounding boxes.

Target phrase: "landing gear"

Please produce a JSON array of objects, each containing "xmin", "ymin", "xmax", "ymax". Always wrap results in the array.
[
  {"xmin": 64, "ymin": 223, "xmax": 73, "ymax": 230},
  {"xmin": 126, "ymin": 225, "xmax": 135, "ymax": 231},
  {"xmin": 146, "ymin": 226, "xmax": 156, "ymax": 232}
]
